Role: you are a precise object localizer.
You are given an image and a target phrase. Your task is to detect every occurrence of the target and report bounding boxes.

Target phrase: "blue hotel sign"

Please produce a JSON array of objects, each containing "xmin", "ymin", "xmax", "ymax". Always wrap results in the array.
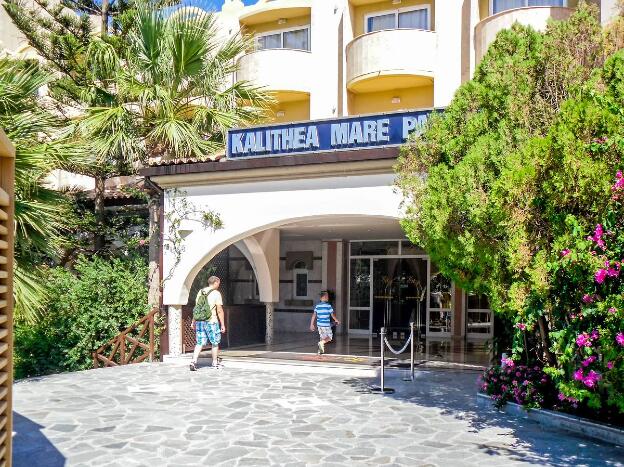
[{"xmin": 226, "ymin": 109, "xmax": 434, "ymax": 159}]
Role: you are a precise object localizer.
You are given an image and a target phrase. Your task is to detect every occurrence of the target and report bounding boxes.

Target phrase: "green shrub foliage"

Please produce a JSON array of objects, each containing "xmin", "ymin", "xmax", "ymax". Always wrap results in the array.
[
  {"xmin": 14, "ymin": 255, "xmax": 149, "ymax": 378},
  {"xmin": 397, "ymin": 5, "xmax": 624, "ymax": 416}
]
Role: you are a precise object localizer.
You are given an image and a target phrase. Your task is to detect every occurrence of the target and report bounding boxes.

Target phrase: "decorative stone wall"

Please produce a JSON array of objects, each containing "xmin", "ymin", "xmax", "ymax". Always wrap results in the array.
[{"xmin": 167, "ymin": 305, "xmax": 183, "ymax": 356}]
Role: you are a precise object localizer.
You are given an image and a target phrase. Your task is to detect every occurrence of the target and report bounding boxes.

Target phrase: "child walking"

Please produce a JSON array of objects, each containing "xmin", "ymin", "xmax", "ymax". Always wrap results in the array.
[{"xmin": 309, "ymin": 291, "xmax": 340, "ymax": 355}]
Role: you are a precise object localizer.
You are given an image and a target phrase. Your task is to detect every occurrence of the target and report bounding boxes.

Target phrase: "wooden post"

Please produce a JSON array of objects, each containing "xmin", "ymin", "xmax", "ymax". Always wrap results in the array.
[
  {"xmin": 119, "ymin": 333, "xmax": 125, "ymax": 365},
  {"xmin": 149, "ymin": 311, "xmax": 155, "ymax": 362}
]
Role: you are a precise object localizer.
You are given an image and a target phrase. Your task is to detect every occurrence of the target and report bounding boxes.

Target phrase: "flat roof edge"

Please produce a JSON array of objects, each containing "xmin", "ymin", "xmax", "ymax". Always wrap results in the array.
[{"xmin": 140, "ymin": 146, "xmax": 400, "ymax": 178}]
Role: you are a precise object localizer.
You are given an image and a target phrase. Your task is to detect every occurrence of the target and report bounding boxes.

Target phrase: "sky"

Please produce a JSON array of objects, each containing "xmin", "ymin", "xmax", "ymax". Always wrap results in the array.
[{"xmin": 196, "ymin": 0, "xmax": 258, "ymax": 9}]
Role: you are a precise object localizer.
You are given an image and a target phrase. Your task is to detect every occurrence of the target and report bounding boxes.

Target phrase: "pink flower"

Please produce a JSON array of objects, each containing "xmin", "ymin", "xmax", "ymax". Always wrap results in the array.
[
  {"xmin": 582, "ymin": 294, "xmax": 594, "ymax": 304},
  {"xmin": 558, "ymin": 393, "xmax": 566, "ymax": 401},
  {"xmin": 590, "ymin": 329, "xmax": 600, "ymax": 340},
  {"xmin": 138, "ymin": 239, "xmax": 146, "ymax": 246},
  {"xmin": 607, "ymin": 361, "xmax": 614, "ymax": 370},
  {"xmin": 516, "ymin": 323, "xmax": 526, "ymax": 330},
  {"xmin": 501, "ymin": 357, "xmax": 514, "ymax": 368},
  {"xmin": 609, "ymin": 307, "xmax": 617, "ymax": 314},
  {"xmin": 561, "ymin": 249, "xmax": 571, "ymax": 257},
  {"xmin": 583, "ymin": 370, "xmax": 601, "ymax": 388},
  {"xmin": 582, "ymin": 356, "xmax": 596, "ymax": 367},
  {"xmin": 573, "ymin": 368, "xmax": 584, "ymax": 381},
  {"xmin": 595, "ymin": 268, "xmax": 608, "ymax": 284},
  {"xmin": 576, "ymin": 333, "xmax": 592, "ymax": 347},
  {"xmin": 607, "ymin": 267, "xmax": 619, "ymax": 278},
  {"xmin": 612, "ymin": 170, "xmax": 624, "ymax": 191},
  {"xmin": 616, "ymin": 332, "xmax": 624, "ymax": 347}
]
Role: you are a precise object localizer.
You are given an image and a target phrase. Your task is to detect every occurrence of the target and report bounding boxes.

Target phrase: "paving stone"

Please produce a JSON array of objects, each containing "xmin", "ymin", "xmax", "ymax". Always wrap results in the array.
[{"xmin": 11, "ymin": 363, "xmax": 624, "ymax": 467}]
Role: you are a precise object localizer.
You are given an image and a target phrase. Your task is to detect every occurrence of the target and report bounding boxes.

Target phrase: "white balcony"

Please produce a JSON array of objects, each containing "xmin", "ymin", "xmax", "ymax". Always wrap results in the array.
[
  {"xmin": 236, "ymin": 48, "xmax": 313, "ymax": 96},
  {"xmin": 475, "ymin": 6, "xmax": 574, "ymax": 62},
  {"xmin": 346, "ymin": 29, "xmax": 436, "ymax": 94}
]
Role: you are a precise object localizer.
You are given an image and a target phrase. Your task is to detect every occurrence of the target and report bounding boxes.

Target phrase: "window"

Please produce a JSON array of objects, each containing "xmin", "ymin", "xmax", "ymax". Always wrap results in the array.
[
  {"xmin": 293, "ymin": 261, "xmax": 309, "ymax": 299},
  {"xmin": 257, "ymin": 27, "xmax": 310, "ymax": 51},
  {"xmin": 366, "ymin": 6, "xmax": 430, "ymax": 33},
  {"xmin": 466, "ymin": 292, "xmax": 493, "ymax": 338},
  {"xmin": 492, "ymin": 0, "xmax": 566, "ymax": 15}
]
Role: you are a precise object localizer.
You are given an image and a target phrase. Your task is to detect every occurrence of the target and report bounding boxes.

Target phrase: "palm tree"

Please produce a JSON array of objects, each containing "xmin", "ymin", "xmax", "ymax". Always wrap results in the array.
[
  {"xmin": 74, "ymin": 3, "xmax": 271, "ymax": 306},
  {"xmin": 0, "ymin": 58, "xmax": 87, "ymax": 323},
  {"xmin": 77, "ymin": 4, "xmax": 271, "ymax": 164}
]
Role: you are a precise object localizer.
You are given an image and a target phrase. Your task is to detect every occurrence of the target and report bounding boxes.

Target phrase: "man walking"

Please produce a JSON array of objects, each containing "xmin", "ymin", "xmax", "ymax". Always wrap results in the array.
[{"xmin": 190, "ymin": 276, "xmax": 226, "ymax": 371}]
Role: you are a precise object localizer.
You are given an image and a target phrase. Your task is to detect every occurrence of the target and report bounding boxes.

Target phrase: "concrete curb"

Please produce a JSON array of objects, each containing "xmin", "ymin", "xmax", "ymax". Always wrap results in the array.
[{"xmin": 476, "ymin": 393, "xmax": 624, "ymax": 447}]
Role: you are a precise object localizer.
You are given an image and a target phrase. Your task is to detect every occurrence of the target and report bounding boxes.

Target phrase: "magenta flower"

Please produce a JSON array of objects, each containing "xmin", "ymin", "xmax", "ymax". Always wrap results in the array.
[
  {"xmin": 607, "ymin": 267, "xmax": 619, "ymax": 278},
  {"xmin": 561, "ymin": 249, "xmax": 571, "ymax": 257},
  {"xmin": 612, "ymin": 170, "xmax": 624, "ymax": 191},
  {"xmin": 583, "ymin": 370, "xmax": 601, "ymax": 388},
  {"xmin": 558, "ymin": 392, "xmax": 566, "ymax": 401},
  {"xmin": 582, "ymin": 356, "xmax": 596, "ymax": 367},
  {"xmin": 616, "ymin": 332, "xmax": 624, "ymax": 347},
  {"xmin": 501, "ymin": 357, "xmax": 514, "ymax": 368},
  {"xmin": 607, "ymin": 361, "xmax": 614, "ymax": 370},
  {"xmin": 576, "ymin": 333, "xmax": 592, "ymax": 347},
  {"xmin": 609, "ymin": 307, "xmax": 617, "ymax": 314},
  {"xmin": 582, "ymin": 294, "xmax": 594, "ymax": 304},
  {"xmin": 573, "ymin": 368, "xmax": 584, "ymax": 381},
  {"xmin": 516, "ymin": 323, "xmax": 526, "ymax": 330},
  {"xmin": 595, "ymin": 268, "xmax": 608, "ymax": 284}
]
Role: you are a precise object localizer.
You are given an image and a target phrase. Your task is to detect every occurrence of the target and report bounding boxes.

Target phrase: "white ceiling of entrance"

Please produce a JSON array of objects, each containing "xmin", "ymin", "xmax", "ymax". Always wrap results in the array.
[{"xmin": 280, "ymin": 217, "xmax": 405, "ymax": 240}]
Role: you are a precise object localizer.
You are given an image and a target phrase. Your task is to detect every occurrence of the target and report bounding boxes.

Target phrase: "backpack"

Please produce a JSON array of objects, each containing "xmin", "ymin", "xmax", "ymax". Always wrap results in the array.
[{"xmin": 193, "ymin": 289, "xmax": 216, "ymax": 321}]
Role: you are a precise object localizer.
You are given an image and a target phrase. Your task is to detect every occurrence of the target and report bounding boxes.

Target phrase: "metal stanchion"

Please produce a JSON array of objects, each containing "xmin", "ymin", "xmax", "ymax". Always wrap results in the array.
[
  {"xmin": 410, "ymin": 321, "xmax": 415, "ymax": 381},
  {"xmin": 371, "ymin": 327, "xmax": 395, "ymax": 394}
]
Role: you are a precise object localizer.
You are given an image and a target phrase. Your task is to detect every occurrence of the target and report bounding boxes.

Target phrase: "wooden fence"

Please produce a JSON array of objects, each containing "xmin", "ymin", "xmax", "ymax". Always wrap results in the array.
[{"xmin": 92, "ymin": 308, "xmax": 159, "ymax": 368}]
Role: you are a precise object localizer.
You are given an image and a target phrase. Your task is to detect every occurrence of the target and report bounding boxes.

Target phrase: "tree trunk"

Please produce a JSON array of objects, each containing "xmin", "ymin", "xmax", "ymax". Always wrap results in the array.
[
  {"xmin": 94, "ymin": 175, "xmax": 106, "ymax": 251},
  {"xmin": 148, "ymin": 193, "xmax": 162, "ymax": 309},
  {"xmin": 101, "ymin": 0, "xmax": 110, "ymax": 37},
  {"xmin": 537, "ymin": 315, "xmax": 556, "ymax": 366}
]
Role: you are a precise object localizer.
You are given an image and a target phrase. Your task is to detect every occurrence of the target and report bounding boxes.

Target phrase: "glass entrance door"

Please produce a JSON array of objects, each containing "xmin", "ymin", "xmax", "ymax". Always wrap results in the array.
[
  {"xmin": 349, "ymin": 258, "xmax": 372, "ymax": 335},
  {"xmin": 372, "ymin": 258, "xmax": 427, "ymax": 335}
]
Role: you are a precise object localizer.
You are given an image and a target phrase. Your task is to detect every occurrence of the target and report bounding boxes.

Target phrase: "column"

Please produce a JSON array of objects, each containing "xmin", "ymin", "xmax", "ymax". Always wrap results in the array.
[
  {"xmin": 265, "ymin": 302, "xmax": 275, "ymax": 345},
  {"xmin": 434, "ymin": 0, "xmax": 464, "ymax": 107},
  {"xmin": 167, "ymin": 305, "xmax": 183, "ymax": 357}
]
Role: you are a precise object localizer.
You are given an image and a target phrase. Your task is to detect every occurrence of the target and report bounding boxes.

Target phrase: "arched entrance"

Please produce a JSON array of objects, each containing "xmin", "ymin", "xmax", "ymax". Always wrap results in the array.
[{"xmin": 181, "ymin": 244, "xmax": 266, "ymax": 353}]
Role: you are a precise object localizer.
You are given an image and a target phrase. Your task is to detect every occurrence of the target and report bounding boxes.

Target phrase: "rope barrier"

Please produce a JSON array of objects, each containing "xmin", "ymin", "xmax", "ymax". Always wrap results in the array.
[{"xmin": 383, "ymin": 334, "xmax": 412, "ymax": 355}]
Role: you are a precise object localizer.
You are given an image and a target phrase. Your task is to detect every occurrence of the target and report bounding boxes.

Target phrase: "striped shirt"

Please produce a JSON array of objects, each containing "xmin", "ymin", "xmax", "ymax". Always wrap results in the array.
[{"xmin": 314, "ymin": 301, "xmax": 334, "ymax": 327}]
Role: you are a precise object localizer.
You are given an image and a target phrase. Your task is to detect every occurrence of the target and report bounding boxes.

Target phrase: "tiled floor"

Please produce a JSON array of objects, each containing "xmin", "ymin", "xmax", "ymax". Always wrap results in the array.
[{"xmin": 224, "ymin": 332, "xmax": 492, "ymax": 368}]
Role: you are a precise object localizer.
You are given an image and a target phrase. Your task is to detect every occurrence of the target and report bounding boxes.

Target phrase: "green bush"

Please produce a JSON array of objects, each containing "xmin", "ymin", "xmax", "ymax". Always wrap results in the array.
[{"xmin": 14, "ymin": 254, "xmax": 150, "ymax": 379}]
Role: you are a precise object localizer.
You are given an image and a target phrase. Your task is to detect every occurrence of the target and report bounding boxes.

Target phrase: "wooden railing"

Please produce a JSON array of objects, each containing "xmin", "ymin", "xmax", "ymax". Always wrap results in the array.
[{"xmin": 92, "ymin": 308, "xmax": 159, "ymax": 368}]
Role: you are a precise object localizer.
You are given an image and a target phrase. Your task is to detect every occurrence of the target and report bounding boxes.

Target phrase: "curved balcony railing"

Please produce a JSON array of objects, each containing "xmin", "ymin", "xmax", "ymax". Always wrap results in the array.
[
  {"xmin": 239, "ymin": 0, "xmax": 311, "ymax": 26},
  {"xmin": 346, "ymin": 29, "xmax": 436, "ymax": 93},
  {"xmin": 475, "ymin": 6, "xmax": 573, "ymax": 62},
  {"xmin": 236, "ymin": 48, "xmax": 313, "ymax": 95}
]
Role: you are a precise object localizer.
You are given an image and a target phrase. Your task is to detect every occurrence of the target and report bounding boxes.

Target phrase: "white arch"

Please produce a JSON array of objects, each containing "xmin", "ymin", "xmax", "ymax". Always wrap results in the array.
[{"xmin": 162, "ymin": 173, "xmax": 403, "ymax": 305}]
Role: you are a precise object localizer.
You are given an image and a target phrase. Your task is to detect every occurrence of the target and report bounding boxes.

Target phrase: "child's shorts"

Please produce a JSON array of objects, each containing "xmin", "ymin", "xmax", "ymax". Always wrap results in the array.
[{"xmin": 318, "ymin": 326, "xmax": 333, "ymax": 340}]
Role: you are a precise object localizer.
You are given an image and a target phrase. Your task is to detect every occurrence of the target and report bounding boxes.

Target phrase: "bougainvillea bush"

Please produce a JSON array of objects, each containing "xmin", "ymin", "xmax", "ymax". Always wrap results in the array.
[
  {"xmin": 480, "ymin": 362, "xmax": 556, "ymax": 409},
  {"xmin": 396, "ymin": 6, "xmax": 624, "ymax": 423},
  {"xmin": 543, "ymin": 177, "xmax": 624, "ymax": 418}
]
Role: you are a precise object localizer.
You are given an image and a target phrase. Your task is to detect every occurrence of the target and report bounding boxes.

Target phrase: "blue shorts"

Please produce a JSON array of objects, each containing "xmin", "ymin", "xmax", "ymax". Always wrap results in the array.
[{"xmin": 196, "ymin": 321, "xmax": 221, "ymax": 346}]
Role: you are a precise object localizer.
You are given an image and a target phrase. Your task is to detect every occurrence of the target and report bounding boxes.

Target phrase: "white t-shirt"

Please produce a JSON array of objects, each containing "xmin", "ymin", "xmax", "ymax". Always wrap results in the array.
[{"xmin": 196, "ymin": 287, "xmax": 223, "ymax": 323}]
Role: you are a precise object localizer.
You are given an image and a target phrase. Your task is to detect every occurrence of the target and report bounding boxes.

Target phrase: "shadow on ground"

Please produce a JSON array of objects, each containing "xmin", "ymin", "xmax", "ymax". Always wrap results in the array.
[
  {"xmin": 343, "ymin": 369, "xmax": 624, "ymax": 467},
  {"xmin": 13, "ymin": 412, "xmax": 66, "ymax": 467}
]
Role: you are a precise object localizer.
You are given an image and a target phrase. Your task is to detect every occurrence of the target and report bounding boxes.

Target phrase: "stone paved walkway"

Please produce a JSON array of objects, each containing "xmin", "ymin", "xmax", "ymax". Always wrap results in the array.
[{"xmin": 13, "ymin": 362, "xmax": 624, "ymax": 466}]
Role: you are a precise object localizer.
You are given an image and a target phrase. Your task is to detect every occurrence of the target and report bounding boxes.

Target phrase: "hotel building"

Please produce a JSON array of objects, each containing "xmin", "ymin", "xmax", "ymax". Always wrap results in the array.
[{"xmin": 5, "ymin": 0, "xmax": 616, "ymax": 360}]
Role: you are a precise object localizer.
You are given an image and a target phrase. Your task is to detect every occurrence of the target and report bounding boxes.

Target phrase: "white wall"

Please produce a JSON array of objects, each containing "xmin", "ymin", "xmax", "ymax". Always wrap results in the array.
[{"xmin": 161, "ymin": 172, "xmax": 403, "ymax": 305}]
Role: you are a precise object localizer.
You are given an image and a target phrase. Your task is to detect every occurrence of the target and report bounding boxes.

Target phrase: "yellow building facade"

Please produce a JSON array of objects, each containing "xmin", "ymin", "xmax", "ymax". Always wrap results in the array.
[{"xmin": 218, "ymin": 0, "xmax": 612, "ymax": 124}]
